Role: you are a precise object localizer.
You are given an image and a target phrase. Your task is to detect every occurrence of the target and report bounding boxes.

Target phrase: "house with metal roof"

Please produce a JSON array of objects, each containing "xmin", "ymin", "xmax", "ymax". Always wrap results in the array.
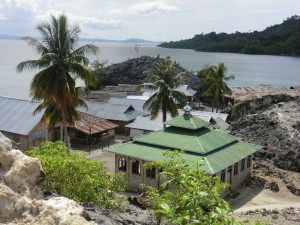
[
  {"xmin": 0, "ymin": 96, "xmax": 119, "ymax": 150},
  {"xmin": 125, "ymin": 110, "xmax": 229, "ymax": 138},
  {"xmin": 0, "ymin": 96, "xmax": 48, "ymax": 149},
  {"xmin": 142, "ymin": 84, "xmax": 197, "ymax": 102},
  {"xmin": 78, "ymin": 100, "xmax": 146, "ymax": 134},
  {"xmin": 108, "ymin": 106, "xmax": 261, "ymax": 191}
]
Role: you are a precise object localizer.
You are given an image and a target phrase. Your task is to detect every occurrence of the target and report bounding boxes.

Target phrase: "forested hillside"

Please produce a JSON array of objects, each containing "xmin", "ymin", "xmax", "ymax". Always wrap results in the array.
[{"xmin": 159, "ymin": 16, "xmax": 300, "ymax": 55}]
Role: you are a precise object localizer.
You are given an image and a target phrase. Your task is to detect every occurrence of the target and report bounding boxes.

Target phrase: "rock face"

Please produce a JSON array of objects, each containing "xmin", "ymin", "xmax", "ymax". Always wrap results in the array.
[
  {"xmin": 228, "ymin": 97, "xmax": 300, "ymax": 172},
  {"xmin": 104, "ymin": 56, "xmax": 201, "ymax": 91},
  {"xmin": 0, "ymin": 132, "xmax": 94, "ymax": 225}
]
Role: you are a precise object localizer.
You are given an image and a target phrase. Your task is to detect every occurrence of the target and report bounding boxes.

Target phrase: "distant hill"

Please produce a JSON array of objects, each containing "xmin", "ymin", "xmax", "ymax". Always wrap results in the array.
[
  {"xmin": 159, "ymin": 15, "xmax": 300, "ymax": 55},
  {"xmin": 0, "ymin": 34, "xmax": 157, "ymax": 43}
]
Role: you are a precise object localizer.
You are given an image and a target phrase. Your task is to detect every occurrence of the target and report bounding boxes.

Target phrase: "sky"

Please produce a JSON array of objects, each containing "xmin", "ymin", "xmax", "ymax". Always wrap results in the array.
[{"xmin": 0, "ymin": 0, "xmax": 299, "ymax": 42}]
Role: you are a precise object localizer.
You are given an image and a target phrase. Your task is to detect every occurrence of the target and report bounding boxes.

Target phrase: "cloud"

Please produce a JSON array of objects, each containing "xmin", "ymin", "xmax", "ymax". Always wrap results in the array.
[
  {"xmin": 36, "ymin": 10, "xmax": 126, "ymax": 30},
  {"xmin": 1, "ymin": 0, "xmax": 40, "ymax": 12},
  {"xmin": 130, "ymin": 1, "xmax": 179, "ymax": 14},
  {"xmin": 110, "ymin": 1, "xmax": 180, "ymax": 15}
]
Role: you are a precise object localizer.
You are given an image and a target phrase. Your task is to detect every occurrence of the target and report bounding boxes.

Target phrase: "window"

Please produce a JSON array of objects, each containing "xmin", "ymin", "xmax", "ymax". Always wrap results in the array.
[
  {"xmin": 118, "ymin": 157, "xmax": 126, "ymax": 171},
  {"xmin": 234, "ymin": 163, "xmax": 238, "ymax": 175},
  {"xmin": 146, "ymin": 167, "xmax": 156, "ymax": 179},
  {"xmin": 247, "ymin": 156, "xmax": 251, "ymax": 168},
  {"xmin": 241, "ymin": 159, "xmax": 245, "ymax": 171},
  {"xmin": 220, "ymin": 170, "xmax": 226, "ymax": 182},
  {"xmin": 132, "ymin": 160, "xmax": 141, "ymax": 175}
]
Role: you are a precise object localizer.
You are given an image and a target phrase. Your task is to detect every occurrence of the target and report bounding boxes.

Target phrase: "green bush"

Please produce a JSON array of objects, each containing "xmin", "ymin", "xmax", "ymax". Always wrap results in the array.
[
  {"xmin": 143, "ymin": 151, "xmax": 241, "ymax": 225},
  {"xmin": 27, "ymin": 141, "xmax": 126, "ymax": 210}
]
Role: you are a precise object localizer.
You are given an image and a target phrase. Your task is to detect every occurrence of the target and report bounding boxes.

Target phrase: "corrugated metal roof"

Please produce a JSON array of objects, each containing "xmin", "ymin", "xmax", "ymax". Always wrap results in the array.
[
  {"xmin": 108, "ymin": 140, "xmax": 260, "ymax": 174},
  {"xmin": 142, "ymin": 84, "xmax": 197, "ymax": 97},
  {"xmin": 74, "ymin": 112, "xmax": 118, "ymax": 134},
  {"xmin": 125, "ymin": 111, "xmax": 227, "ymax": 131},
  {"xmin": 166, "ymin": 113, "xmax": 210, "ymax": 130},
  {"xmin": 134, "ymin": 126, "xmax": 238, "ymax": 154},
  {"xmin": 0, "ymin": 96, "xmax": 44, "ymax": 135},
  {"xmin": 108, "ymin": 97, "xmax": 148, "ymax": 113},
  {"xmin": 78, "ymin": 101, "xmax": 146, "ymax": 122}
]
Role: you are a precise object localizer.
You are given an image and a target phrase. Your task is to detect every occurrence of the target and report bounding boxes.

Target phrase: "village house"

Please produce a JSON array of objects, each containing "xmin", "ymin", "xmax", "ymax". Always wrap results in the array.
[
  {"xmin": 0, "ymin": 96, "xmax": 48, "ymax": 149},
  {"xmin": 0, "ymin": 96, "xmax": 119, "ymax": 150},
  {"xmin": 79, "ymin": 100, "xmax": 146, "ymax": 134},
  {"xmin": 108, "ymin": 106, "xmax": 261, "ymax": 191}
]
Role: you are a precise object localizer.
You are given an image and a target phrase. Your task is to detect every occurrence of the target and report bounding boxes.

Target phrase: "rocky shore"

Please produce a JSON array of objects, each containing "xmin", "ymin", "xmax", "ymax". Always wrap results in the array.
[{"xmin": 104, "ymin": 56, "xmax": 201, "ymax": 91}]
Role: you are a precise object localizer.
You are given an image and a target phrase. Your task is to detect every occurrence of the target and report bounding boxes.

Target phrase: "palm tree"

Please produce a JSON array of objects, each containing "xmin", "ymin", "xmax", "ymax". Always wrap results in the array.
[
  {"xmin": 199, "ymin": 63, "xmax": 234, "ymax": 112},
  {"xmin": 142, "ymin": 59, "xmax": 187, "ymax": 127},
  {"xmin": 16, "ymin": 14, "xmax": 98, "ymax": 147}
]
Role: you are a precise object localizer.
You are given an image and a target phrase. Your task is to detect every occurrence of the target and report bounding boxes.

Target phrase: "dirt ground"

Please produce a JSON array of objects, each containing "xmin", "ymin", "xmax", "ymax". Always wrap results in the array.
[{"xmin": 229, "ymin": 178, "xmax": 300, "ymax": 224}]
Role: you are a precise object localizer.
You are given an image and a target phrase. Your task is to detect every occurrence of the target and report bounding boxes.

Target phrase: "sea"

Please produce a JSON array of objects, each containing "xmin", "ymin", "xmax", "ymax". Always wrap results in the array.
[{"xmin": 1, "ymin": 39, "xmax": 300, "ymax": 100}]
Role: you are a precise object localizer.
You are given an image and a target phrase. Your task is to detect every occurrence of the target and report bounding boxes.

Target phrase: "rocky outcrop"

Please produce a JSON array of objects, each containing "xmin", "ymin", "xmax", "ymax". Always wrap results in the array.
[
  {"xmin": 229, "ymin": 98, "xmax": 300, "ymax": 172},
  {"xmin": 104, "ymin": 56, "xmax": 201, "ymax": 91},
  {"xmin": 224, "ymin": 94, "xmax": 297, "ymax": 122},
  {"xmin": 0, "ymin": 132, "xmax": 94, "ymax": 225}
]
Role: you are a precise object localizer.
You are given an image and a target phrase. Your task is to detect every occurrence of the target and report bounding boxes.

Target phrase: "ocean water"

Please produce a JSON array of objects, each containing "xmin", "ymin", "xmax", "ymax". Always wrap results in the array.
[{"xmin": 1, "ymin": 39, "xmax": 300, "ymax": 100}]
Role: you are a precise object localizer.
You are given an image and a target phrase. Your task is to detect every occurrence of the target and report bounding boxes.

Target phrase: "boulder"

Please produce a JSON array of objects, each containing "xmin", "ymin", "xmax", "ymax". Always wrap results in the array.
[{"xmin": 0, "ymin": 132, "xmax": 95, "ymax": 225}]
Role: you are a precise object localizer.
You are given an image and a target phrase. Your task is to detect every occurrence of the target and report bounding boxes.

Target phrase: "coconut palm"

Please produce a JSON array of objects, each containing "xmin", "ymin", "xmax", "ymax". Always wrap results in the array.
[
  {"xmin": 199, "ymin": 63, "xmax": 234, "ymax": 112},
  {"xmin": 16, "ymin": 14, "xmax": 98, "ymax": 147},
  {"xmin": 142, "ymin": 59, "xmax": 187, "ymax": 127}
]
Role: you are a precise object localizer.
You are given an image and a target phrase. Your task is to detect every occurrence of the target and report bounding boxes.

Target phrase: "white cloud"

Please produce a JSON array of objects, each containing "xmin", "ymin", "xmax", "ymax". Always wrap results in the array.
[
  {"xmin": 110, "ymin": 1, "xmax": 180, "ymax": 15},
  {"xmin": 36, "ymin": 10, "xmax": 126, "ymax": 30},
  {"xmin": 1, "ymin": 0, "xmax": 40, "ymax": 12},
  {"xmin": 130, "ymin": 1, "xmax": 179, "ymax": 14}
]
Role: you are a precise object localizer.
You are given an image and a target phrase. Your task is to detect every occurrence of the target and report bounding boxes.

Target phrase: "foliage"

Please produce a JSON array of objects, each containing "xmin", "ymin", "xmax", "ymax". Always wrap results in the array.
[
  {"xmin": 90, "ymin": 60, "xmax": 109, "ymax": 90},
  {"xmin": 16, "ymin": 14, "xmax": 98, "ymax": 147},
  {"xmin": 143, "ymin": 151, "xmax": 240, "ymax": 225},
  {"xmin": 198, "ymin": 63, "xmax": 234, "ymax": 112},
  {"xmin": 141, "ymin": 58, "xmax": 187, "ymax": 126},
  {"xmin": 159, "ymin": 15, "xmax": 300, "ymax": 55},
  {"xmin": 27, "ymin": 141, "xmax": 126, "ymax": 210}
]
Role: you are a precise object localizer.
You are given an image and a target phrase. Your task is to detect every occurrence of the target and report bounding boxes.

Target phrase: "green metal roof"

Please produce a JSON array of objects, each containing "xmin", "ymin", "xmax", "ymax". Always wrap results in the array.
[
  {"xmin": 134, "ymin": 126, "xmax": 238, "ymax": 154},
  {"xmin": 165, "ymin": 113, "xmax": 210, "ymax": 130},
  {"xmin": 108, "ymin": 112, "xmax": 261, "ymax": 174},
  {"xmin": 108, "ymin": 141, "xmax": 261, "ymax": 174}
]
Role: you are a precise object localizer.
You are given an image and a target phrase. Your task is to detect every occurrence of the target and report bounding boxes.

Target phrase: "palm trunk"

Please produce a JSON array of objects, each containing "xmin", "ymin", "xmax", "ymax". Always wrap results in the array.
[
  {"xmin": 162, "ymin": 108, "xmax": 167, "ymax": 128},
  {"xmin": 61, "ymin": 110, "xmax": 70, "ymax": 148}
]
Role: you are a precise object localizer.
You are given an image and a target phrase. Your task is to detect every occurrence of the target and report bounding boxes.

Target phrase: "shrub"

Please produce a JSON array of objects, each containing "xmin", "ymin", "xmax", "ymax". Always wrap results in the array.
[
  {"xmin": 27, "ymin": 141, "xmax": 126, "ymax": 210},
  {"xmin": 143, "ymin": 151, "xmax": 240, "ymax": 225}
]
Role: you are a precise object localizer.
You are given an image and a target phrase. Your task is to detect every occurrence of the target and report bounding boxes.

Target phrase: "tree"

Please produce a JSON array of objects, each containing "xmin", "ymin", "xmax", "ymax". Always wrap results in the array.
[
  {"xmin": 198, "ymin": 63, "xmax": 234, "ymax": 112},
  {"xmin": 141, "ymin": 58, "xmax": 187, "ymax": 127},
  {"xmin": 143, "ymin": 151, "xmax": 239, "ymax": 225},
  {"xmin": 17, "ymin": 14, "xmax": 98, "ymax": 147},
  {"xmin": 89, "ymin": 60, "xmax": 109, "ymax": 90},
  {"xmin": 27, "ymin": 141, "xmax": 126, "ymax": 210}
]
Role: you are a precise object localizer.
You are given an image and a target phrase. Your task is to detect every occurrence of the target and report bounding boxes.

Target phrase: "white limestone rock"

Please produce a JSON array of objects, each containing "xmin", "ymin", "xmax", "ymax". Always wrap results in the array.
[{"xmin": 0, "ymin": 132, "xmax": 95, "ymax": 225}]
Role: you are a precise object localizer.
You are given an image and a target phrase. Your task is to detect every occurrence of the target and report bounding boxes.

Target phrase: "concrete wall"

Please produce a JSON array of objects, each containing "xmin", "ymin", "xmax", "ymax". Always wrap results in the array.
[
  {"xmin": 116, "ymin": 154, "xmax": 253, "ymax": 192},
  {"xmin": 1, "ymin": 120, "xmax": 48, "ymax": 150},
  {"xmin": 215, "ymin": 157, "xmax": 252, "ymax": 191},
  {"xmin": 129, "ymin": 128, "xmax": 144, "ymax": 138}
]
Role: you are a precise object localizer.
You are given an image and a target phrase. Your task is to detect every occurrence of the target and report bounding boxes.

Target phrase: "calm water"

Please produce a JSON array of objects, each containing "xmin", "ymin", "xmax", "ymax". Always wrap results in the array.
[{"xmin": 1, "ymin": 39, "xmax": 300, "ymax": 100}]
